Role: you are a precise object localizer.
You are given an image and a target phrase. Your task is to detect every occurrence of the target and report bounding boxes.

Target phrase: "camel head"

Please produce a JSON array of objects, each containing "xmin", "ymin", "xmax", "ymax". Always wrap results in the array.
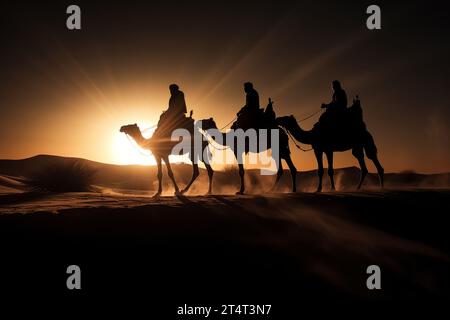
[
  {"xmin": 199, "ymin": 118, "xmax": 218, "ymax": 131},
  {"xmin": 120, "ymin": 123, "xmax": 141, "ymax": 136}
]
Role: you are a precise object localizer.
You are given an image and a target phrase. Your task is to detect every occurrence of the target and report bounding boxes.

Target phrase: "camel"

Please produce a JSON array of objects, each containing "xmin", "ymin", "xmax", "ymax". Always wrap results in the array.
[
  {"xmin": 119, "ymin": 123, "xmax": 213, "ymax": 197},
  {"xmin": 200, "ymin": 118, "xmax": 298, "ymax": 194},
  {"xmin": 276, "ymin": 112, "xmax": 384, "ymax": 192}
]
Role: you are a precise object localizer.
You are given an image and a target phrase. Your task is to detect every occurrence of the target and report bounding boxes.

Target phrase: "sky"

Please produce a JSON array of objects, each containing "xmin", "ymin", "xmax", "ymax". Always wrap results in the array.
[{"xmin": 0, "ymin": 0, "xmax": 449, "ymax": 173}]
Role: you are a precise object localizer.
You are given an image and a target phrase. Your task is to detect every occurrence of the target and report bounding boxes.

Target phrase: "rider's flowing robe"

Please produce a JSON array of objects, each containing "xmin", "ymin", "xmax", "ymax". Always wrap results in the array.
[{"xmin": 168, "ymin": 90, "xmax": 187, "ymax": 116}]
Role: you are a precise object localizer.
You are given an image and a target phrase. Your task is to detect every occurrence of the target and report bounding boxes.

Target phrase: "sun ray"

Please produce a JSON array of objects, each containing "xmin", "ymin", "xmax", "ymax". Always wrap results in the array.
[{"xmin": 272, "ymin": 32, "xmax": 365, "ymax": 97}]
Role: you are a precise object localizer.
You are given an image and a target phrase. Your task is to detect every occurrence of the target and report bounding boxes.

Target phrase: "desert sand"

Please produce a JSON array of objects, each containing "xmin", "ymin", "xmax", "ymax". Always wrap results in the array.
[{"xmin": 0, "ymin": 155, "xmax": 449, "ymax": 310}]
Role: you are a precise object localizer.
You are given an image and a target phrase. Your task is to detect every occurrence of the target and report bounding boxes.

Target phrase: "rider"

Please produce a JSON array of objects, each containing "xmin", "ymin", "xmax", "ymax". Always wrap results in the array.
[
  {"xmin": 317, "ymin": 80, "xmax": 348, "ymax": 132},
  {"xmin": 321, "ymin": 80, "xmax": 347, "ymax": 112},
  {"xmin": 233, "ymin": 82, "xmax": 261, "ymax": 129},
  {"xmin": 167, "ymin": 84, "xmax": 187, "ymax": 119},
  {"xmin": 156, "ymin": 84, "xmax": 189, "ymax": 136},
  {"xmin": 243, "ymin": 82, "xmax": 260, "ymax": 113}
]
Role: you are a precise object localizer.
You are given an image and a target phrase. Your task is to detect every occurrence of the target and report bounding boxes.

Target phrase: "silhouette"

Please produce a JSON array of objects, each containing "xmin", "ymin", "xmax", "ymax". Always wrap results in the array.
[
  {"xmin": 120, "ymin": 122, "xmax": 214, "ymax": 197},
  {"xmin": 276, "ymin": 97, "xmax": 384, "ymax": 192},
  {"xmin": 153, "ymin": 84, "xmax": 190, "ymax": 139},
  {"xmin": 120, "ymin": 85, "xmax": 213, "ymax": 197},
  {"xmin": 168, "ymin": 84, "xmax": 187, "ymax": 117},
  {"xmin": 317, "ymin": 80, "xmax": 348, "ymax": 134},
  {"xmin": 204, "ymin": 82, "xmax": 286, "ymax": 194},
  {"xmin": 120, "ymin": 84, "xmax": 214, "ymax": 197},
  {"xmin": 232, "ymin": 82, "xmax": 271, "ymax": 130},
  {"xmin": 321, "ymin": 80, "xmax": 348, "ymax": 112},
  {"xmin": 243, "ymin": 82, "xmax": 260, "ymax": 111},
  {"xmin": 201, "ymin": 118, "xmax": 297, "ymax": 194}
]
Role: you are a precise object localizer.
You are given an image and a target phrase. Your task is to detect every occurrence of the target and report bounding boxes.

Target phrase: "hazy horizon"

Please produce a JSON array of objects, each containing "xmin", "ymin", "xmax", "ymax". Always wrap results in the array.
[{"xmin": 1, "ymin": 153, "xmax": 449, "ymax": 175}]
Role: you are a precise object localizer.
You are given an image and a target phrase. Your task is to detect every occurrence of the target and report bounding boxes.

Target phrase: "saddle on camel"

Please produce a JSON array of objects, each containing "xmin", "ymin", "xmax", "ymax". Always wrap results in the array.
[
  {"xmin": 231, "ymin": 82, "xmax": 278, "ymax": 131},
  {"xmin": 315, "ymin": 80, "xmax": 367, "ymax": 144}
]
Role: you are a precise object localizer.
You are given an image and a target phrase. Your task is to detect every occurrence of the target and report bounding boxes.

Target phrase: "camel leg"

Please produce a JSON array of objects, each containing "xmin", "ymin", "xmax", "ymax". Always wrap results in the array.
[
  {"xmin": 181, "ymin": 163, "xmax": 199, "ymax": 195},
  {"xmin": 284, "ymin": 155, "xmax": 298, "ymax": 193},
  {"xmin": 366, "ymin": 152, "xmax": 384, "ymax": 188},
  {"xmin": 352, "ymin": 147, "xmax": 368, "ymax": 190},
  {"xmin": 325, "ymin": 151, "xmax": 336, "ymax": 191},
  {"xmin": 371, "ymin": 156, "xmax": 384, "ymax": 188},
  {"xmin": 363, "ymin": 132, "xmax": 384, "ymax": 188},
  {"xmin": 205, "ymin": 164, "xmax": 214, "ymax": 195},
  {"xmin": 271, "ymin": 159, "xmax": 284, "ymax": 192},
  {"xmin": 237, "ymin": 163, "xmax": 245, "ymax": 195},
  {"xmin": 163, "ymin": 156, "xmax": 180, "ymax": 195},
  {"xmin": 314, "ymin": 149, "xmax": 324, "ymax": 192},
  {"xmin": 153, "ymin": 156, "xmax": 163, "ymax": 198}
]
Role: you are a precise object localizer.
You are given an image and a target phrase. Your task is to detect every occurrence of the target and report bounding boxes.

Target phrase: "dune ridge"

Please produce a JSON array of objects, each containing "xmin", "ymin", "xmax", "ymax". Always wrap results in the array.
[{"xmin": 0, "ymin": 155, "xmax": 448, "ymax": 194}]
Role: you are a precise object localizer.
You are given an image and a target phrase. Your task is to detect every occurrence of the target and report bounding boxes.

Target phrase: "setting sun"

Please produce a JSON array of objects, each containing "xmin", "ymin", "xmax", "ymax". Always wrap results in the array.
[
  {"xmin": 112, "ymin": 124, "xmax": 192, "ymax": 166},
  {"xmin": 112, "ymin": 128, "xmax": 156, "ymax": 166}
]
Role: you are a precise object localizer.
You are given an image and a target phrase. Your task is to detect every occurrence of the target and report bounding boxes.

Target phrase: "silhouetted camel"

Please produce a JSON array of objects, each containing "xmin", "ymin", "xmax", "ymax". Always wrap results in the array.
[
  {"xmin": 276, "ymin": 115, "xmax": 384, "ymax": 192},
  {"xmin": 200, "ymin": 118, "xmax": 297, "ymax": 194},
  {"xmin": 120, "ymin": 124, "xmax": 213, "ymax": 197}
]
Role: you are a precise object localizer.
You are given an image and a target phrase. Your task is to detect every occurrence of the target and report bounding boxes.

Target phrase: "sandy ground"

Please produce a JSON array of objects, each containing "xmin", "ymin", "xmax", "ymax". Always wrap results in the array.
[{"xmin": 1, "ymin": 189, "xmax": 449, "ymax": 310}]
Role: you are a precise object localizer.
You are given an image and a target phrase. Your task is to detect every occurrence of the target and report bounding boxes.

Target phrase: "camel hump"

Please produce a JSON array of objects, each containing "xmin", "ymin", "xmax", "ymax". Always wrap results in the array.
[{"xmin": 314, "ymin": 95, "xmax": 367, "ymax": 141}]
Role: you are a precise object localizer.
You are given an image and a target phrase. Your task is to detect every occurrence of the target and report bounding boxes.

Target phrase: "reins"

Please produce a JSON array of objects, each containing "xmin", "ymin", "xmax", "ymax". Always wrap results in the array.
[
  {"xmin": 297, "ymin": 109, "xmax": 323, "ymax": 123},
  {"xmin": 125, "ymin": 133, "xmax": 152, "ymax": 156},
  {"xmin": 220, "ymin": 117, "xmax": 237, "ymax": 130},
  {"xmin": 281, "ymin": 108, "xmax": 322, "ymax": 152},
  {"xmin": 281, "ymin": 127, "xmax": 313, "ymax": 152},
  {"xmin": 124, "ymin": 108, "xmax": 320, "ymax": 156},
  {"xmin": 123, "ymin": 123, "xmax": 157, "ymax": 157},
  {"xmin": 201, "ymin": 130, "xmax": 230, "ymax": 151}
]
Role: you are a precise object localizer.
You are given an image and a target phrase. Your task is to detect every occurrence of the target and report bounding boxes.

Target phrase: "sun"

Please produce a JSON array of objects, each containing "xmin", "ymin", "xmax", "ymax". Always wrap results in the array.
[
  {"xmin": 111, "ymin": 125, "xmax": 192, "ymax": 166},
  {"xmin": 112, "ymin": 126, "xmax": 156, "ymax": 166}
]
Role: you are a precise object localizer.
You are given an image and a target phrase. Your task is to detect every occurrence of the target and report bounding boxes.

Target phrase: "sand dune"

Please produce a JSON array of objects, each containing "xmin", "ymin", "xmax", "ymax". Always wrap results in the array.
[
  {"xmin": 0, "ymin": 155, "xmax": 448, "ymax": 195},
  {"xmin": 0, "ymin": 155, "xmax": 449, "ymax": 302},
  {"xmin": 0, "ymin": 189, "xmax": 449, "ymax": 302},
  {"xmin": 0, "ymin": 174, "xmax": 27, "ymax": 194}
]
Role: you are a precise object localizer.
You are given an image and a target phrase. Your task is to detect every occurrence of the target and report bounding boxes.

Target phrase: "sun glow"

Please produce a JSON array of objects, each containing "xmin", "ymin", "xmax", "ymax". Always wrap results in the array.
[
  {"xmin": 112, "ymin": 124, "xmax": 157, "ymax": 166},
  {"xmin": 111, "ymin": 124, "xmax": 194, "ymax": 166}
]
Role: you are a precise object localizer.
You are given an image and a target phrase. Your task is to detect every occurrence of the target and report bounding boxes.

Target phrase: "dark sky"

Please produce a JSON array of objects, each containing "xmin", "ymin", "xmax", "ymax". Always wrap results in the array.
[{"xmin": 0, "ymin": 0, "xmax": 449, "ymax": 172}]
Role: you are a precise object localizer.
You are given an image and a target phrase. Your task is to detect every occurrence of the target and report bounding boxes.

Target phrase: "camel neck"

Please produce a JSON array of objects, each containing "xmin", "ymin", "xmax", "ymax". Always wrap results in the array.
[
  {"xmin": 285, "ymin": 120, "xmax": 313, "ymax": 145},
  {"xmin": 206, "ymin": 130, "xmax": 231, "ymax": 147},
  {"xmin": 130, "ymin": 131, "xmax": 149, "ymax": 149},
  {"xmin": 211, "ymin": 131, "xmax": 228, "ymax": 147}
]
